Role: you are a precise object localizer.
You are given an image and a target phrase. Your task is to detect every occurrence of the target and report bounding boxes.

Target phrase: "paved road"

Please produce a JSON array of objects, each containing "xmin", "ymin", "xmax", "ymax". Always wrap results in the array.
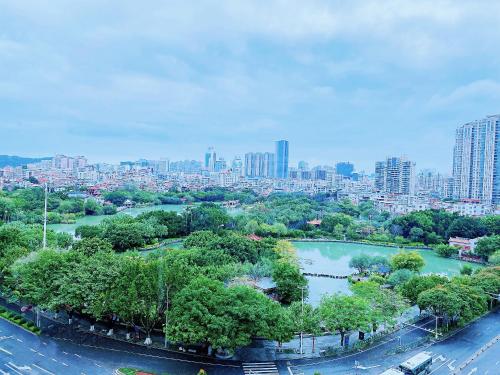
[
  {"xmin": 0, "ymin": 310, "xmax": 498, "ymax": 375},
  {"xmin": 286, "ymin": 309, "xmax": 500, "ymax": 375},
  {"xmin": 0, "ymin": 318, "xmax": 242, "ymax": 375}
]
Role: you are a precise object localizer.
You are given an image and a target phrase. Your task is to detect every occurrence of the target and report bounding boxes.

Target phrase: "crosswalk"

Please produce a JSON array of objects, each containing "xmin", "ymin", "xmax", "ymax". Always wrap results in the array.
[{"xmin": 242, "ymin": 362, "xmax": 279, "ymax": 375}]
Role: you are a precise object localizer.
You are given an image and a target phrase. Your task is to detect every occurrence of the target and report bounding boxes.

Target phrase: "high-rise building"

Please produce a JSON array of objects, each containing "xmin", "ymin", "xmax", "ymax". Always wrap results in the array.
[
  {"xmin": 263, "ymin": 152, "xmax": 275, "ymax": 178},
  {"xmin": 231, "ymin": 156, "xmax": 243, "ymax": 176},
  {"xmin": 275, "ymin": 140, "xmax": 289, "ymax": 179},
  {"xmin": 335, "ymin": 162, "xmax": 354, "ymax": 178},
  {"xmin": 214, "ymin": 158, "xmax": 227, "ymax": 172},
  {"xmin": 452, "ymin": 114, "xmax": 500, "ymax": 205},
  {"xmin": 374, "ymin": 161, "xmax": 387, "ymax": 191},
  {"xmin": 298, "ymin": 161, "xmax": 309, "ymax": 171},
  {"xmin": 204, "ymin": 147, "xmax": 216, "ymax": 171},
  {"xmin": 245, "ymin": 152, "xmax": 275, "ymax": 178},
  {"xmin": 374, "ymin": 156, "xmax": 415, "ymax": 195}
]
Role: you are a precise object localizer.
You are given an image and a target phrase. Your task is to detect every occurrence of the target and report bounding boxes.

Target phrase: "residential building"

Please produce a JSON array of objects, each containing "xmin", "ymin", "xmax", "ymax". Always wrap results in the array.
[
  {"xmin": 244, "ymin": 152, "xmax": 275, "ymax": 178},
  {"xmin": 452, "ymin": 114, "xmax": 500, "ymax": 205},
  {"xmin": 448, "ymin": 236, "xmax": 483, "ymax": 254},
  {"xmin": 375, "ymin": 156, "xmax": 415, "ymax": 195}
]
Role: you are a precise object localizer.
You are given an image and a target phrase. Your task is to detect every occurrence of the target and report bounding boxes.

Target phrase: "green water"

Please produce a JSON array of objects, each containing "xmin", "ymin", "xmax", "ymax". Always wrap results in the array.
[
  {"xmin": 293, "ymin": 241, "xmax": 482, "ymax": 305},
  {"xmin": 48, "ymin": 204, "xmax": 187, "ymax": 234}
]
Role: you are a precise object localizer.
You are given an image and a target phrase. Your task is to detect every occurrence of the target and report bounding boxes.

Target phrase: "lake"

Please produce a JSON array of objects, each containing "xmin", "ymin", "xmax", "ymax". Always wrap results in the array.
[
  {"xmin": 48, "ymin": 204, "xmax": 187, "ymax": 234},
  {"xmin": 293, "ymin": 241, "xmax": 481, "ymax": 306},
  {"xmin": 49, "ymin": 203, "xmax": 242, "ymax": 234}
]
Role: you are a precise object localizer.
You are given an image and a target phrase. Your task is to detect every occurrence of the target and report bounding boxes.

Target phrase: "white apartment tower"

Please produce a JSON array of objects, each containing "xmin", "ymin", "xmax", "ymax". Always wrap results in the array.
[
  {"xmin": 452, "ymin": 114, "xmax": 500, "ymax": 205},
  {"xmin": 375, "ymin": 156, "xmax": 415, "ymax": 195}
]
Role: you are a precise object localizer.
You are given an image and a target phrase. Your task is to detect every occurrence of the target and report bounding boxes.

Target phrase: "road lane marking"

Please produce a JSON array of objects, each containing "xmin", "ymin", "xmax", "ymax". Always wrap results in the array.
[
  {"xmin": 37, "ymin": 352, "xmax": 45, "ymax": 357},
  {"xmin": 7, "ymin": 363, "xmax": 31, "ymax": 374},
  {"xmin": 50, "ymin": 358, "xmax": 57, "ymax": 362},
  {"xmin": 429, "ymin": 359, "xmax": 452, "ymax": 374},
  {"xmin": 447, "ymin": 359, "xmax": 456, "ymax": 370},
  {"xmin": 74, "ymin": 353, "xmax": 81, "ymax": 358},
  {"xmin": 29, "ymin": 348, "xmax": 36, "ymax": 352},
  {"xmin": 15, "ymin": 339, "xmax": 21, "ymax": 343},
  {"xmin": 0, "ymin": 347, "xmax": 12, "ymax": 355},
  {"xmin": 62, "ymin": 351, "xmax": 68, "ymax": 355},
  {"xmin": 5, "ymin": 363, "xmax": 22, "ymax": 375},
  {"xmin": 32, "ymin": 364, "xmax": 56, "ymax": 375},
  {"xmin": 61, "ymin": 362, "xmax": 69, "ymax": 367}
]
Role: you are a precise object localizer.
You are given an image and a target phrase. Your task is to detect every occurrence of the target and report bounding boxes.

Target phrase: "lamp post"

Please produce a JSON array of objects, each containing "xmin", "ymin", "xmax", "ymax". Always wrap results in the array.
[
  {"xmin": 42, "ymin": 182, "xmax": 48, "ymax": 249},
  {"xmin": 297, "ymin": 286, "xmax": 307, "ymax": 355}
]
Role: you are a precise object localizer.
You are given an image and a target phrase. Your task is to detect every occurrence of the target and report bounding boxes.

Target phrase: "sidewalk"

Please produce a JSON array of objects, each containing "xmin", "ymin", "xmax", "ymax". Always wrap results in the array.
[{"xmin": 0, "ymin": 295, "xmax": 429, "ymax": 363}]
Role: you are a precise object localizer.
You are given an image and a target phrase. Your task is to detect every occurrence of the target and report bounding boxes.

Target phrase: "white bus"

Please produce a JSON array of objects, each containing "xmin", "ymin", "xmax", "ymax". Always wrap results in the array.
[
  {"xmin": 398, "ymin": 352, "xmax": 433, "ymax": 375},
  {"xmin": 379, "ymin": 352, "xmax": 433, "ymax": 375}
]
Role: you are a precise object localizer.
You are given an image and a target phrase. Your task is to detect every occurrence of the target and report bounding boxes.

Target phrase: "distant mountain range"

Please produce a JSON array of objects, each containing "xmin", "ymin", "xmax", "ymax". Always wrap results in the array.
[{"xmin": 0, "ymin": 155, "xmax": 51, "ymax": 168}]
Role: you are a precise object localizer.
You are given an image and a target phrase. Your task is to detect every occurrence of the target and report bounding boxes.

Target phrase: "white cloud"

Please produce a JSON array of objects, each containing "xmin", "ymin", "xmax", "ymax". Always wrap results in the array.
[{"xmin": 429, "ymin": 80, "xmax": 500, "ymax": 107}]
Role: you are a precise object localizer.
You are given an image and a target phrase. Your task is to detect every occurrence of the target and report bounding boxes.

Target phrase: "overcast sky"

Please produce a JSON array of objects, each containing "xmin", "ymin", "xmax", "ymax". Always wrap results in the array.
[{"xmin": 1, "ymin": 1, "xmax": 499, "ymax": 172}]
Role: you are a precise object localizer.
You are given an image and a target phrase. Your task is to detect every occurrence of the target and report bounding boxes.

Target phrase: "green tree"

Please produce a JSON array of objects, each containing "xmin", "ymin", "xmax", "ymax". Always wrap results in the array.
[
  {"xmin": 320, "ymin": 214, "xmax": 353, "ymax": 233},
  {"xmin": 72, "ymin": 237, "xmax": 113, "ymax": 256},
  {"xmin": 272, "ymin": 260, "xmax": 308, "ymax": 304},
  {"xmin": 75, "ymin": 225, "xmax": 103, "ymax": 239},
  {"xmin": 136, "ymin": 210, "xmax": 188, "ymax": 238},
  {"xmin": 167, "ymin": 276, "xmax": 288, "ymax": 351},
  {"xmin": 289, "ymin": 302, "xmax": 321, "ymax": 352},
  {"xmin": 84, "ymin": 199, "xmax": 102, "ymax": 215},
  {"xmin": 103, "ymin": 191, "xmax": 131, "ymax": 206},
  {"xmin": 481, "ymin": 216, "xmax": 500, "ymax": 236},
  {"xmin": 417, "ymin": 285, "xmax": 462, "ymax": 322},
  {"xmin": 409, "ymin": 227, "xmax": 425, "ymax": 242},
  {"xmin": 349, "ymin": 254, "xmax": 372, "ymax": 274},
  {"xmin": 447, "ymin": 216, "xmax": 487, "ymax": 239},
  {"xmin": 475, "ymin": 236, "xmax": 500, "ymax": 260},
  {"xmin": 400, "ymin": 274, "xmax": 449, "ymax": 306},
  {"xmin": 460, "ymin": 264, "xmax": 473, "ymax": 275},
  {"xmin": 434, "ymin": 244, "xmax": 458, "ymax": 258},
  {"xmin": 319, "ymin": 294, "xmax": 371, "ymax": 346},
  {"xmin": 387, "ymin": 269, "xmax": 415, "ymax": 287},
  {"xmin": 351, "ymin": 281, "xmax": 407, "ymax": 331},
  {"xmin": 186, "ymin": 203, "xmax": 229, "ymax": 232},
  {"xmin": 390, "ymin": 251, "xmax": 425, "ymax": 273},
  {"xmin": 489, "ymin": 251, "xmax": 500, "ymax": 265}
]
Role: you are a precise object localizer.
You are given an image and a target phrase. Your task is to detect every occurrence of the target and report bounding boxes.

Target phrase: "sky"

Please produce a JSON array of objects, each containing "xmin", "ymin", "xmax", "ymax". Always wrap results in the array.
[{"xmin": 1, "ymin": 1, "xmax": 500, "ymax": 173}]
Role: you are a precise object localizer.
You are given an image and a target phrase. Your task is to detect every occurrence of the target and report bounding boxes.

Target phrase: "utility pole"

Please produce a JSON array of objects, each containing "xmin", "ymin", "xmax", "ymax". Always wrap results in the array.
[
  {"xmin": 435, "ymin": 315, "xmax": 438, "ymax": 339},
  {"xmin": 42, "ymin": 182, "xmax": 48, "ymax": 249},
  {"xmin": 164, "ymin": 286, "xmax": 169, "ymax": 348},
  {"xmin": 297, "ymin": 286, "xmax": 306, "ymax": 355}
]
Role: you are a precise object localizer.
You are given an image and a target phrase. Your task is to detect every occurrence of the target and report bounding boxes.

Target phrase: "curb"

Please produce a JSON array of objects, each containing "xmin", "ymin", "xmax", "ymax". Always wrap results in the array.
[
  {"xmin": 453, "ymin": 334, "xmax": 500, "ymax": 374},
  {"xmin": 0, "ymin": 315, "xmax": 40, "ymax": 336}
]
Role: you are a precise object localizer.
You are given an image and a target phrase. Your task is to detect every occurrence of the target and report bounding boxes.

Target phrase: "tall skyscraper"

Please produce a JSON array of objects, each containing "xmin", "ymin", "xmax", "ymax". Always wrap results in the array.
[
  {"xmin": 263, "ymin": 152, "xmax": 275, "ymax": 178},
  {"xmin": 275, "ymin": 140, "xmax": 289, "ymax": 179},
  {"xmin": 452, "ymin": 114, "xmax": 500, "ymax": 205},
  {"xmin": 336, "ymin": 162, "xmax": 354, "ymax": 178},
  {"xmin": 374, "ymin": 156, "xmax": 415, "ymax": 195},
  {"xmin": 244, "ymin": 152, "xmax": 275, "ymax": 178},
  {"xmin": 204, "ymin": 147, "xmax": 216, "ymax": 171}
]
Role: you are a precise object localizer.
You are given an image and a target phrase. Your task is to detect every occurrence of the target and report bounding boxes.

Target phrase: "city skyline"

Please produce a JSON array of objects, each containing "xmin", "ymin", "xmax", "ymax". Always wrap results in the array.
[{"xmin": 1, "ymin": 1, "xmax": 500, "ymax": 171}]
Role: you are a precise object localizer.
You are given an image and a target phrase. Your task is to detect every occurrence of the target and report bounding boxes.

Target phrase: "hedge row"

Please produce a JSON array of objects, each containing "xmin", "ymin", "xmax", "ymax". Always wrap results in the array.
[{"xmin": 0, "ymin": 306, "xmax": 41, "ymax": 335}]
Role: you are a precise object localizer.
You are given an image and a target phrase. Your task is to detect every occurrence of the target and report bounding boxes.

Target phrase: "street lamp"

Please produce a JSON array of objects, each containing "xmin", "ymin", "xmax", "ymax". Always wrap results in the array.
[
  {"xmin": 297, "ymin": 286, "xmax": 307, "ymax": 355},
  {"xmin": 425, "ymin": 313, "xmax": 440, "ymax": 339},
  {"xmin": 42, "ymin": 182, "xmax": 48, "ymax": 249}
]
